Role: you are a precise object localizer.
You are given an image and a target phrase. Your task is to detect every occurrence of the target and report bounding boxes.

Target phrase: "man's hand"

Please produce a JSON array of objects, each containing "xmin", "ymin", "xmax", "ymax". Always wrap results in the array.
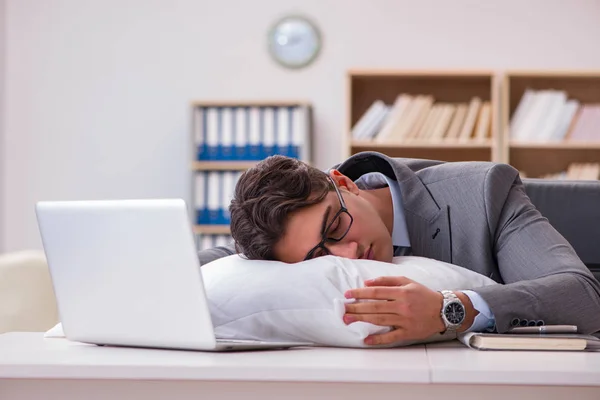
[{"xmin": 343, "ymin": 276, "xmax": 476, "ymax": 345}]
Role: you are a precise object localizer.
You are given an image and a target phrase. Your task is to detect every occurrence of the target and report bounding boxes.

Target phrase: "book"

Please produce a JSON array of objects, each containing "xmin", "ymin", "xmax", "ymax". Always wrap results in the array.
[
  {"xmin": 415, "ymin": 104, "xmax": 442, "ymax": 140},
  {"xmin": 444, "ymin": 103, "xmax": 468, "ymax": 140},
  {"xmin": 473, "ymin": 101, "xmax": 491, "ymax": 142},
  {"xmin": 458, "ymin": 332, "xmax": 600, "ymax": 351},
  {"xmin": 457, "ymin": 97, "xmax": 482, "ymax": 142},
  {"xmin": 430, "ymin": 103, "xmax": 456, "ymax": 140},
  {"xmin": 405, "ymin": 96, "xmax": 434, "ymax": 140},
  {"xmin": 375, "ymin": 94, "xmax": 412, "ymax": 142},
  {"xmin": 351, "ymin": 100, "xmax": 388, "ymax": 140},
  {"xmin": 509, "ymin": 88, "xmax": 535, "ymax": 140}
]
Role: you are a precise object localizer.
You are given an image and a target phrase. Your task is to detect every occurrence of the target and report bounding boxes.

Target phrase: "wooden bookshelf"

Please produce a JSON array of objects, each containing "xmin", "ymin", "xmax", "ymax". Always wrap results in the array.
[
  {"xmin": 190, "ymin": 100, "xmax": 313, "ymax": 247},
  {"xmin": 191, "ymin": 161, "xmax": 257, "ymax": 171},
  {"xmin": 346, "ymin": 69, "xmax": 500, "ymax": 163},
  {"xmin": 350, "ymin": 141, "xmax": 494, "ymax": 162},
  {"xmin": 190, "ymin": 100, "xmax": 311, "ymax": 108},
  {"xmin": 503, "ymin": 70, "xmax": 600, "ymax": 179},
  {"xmin": 193, "ymin": 225, "xmax": 232, "ymax": 235}
]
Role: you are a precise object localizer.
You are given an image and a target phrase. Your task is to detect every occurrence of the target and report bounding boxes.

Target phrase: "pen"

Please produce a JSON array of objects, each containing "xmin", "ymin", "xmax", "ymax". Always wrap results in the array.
[{"xmin": 507, "ymin": 325, "xmax": 578, "ymax": 334}]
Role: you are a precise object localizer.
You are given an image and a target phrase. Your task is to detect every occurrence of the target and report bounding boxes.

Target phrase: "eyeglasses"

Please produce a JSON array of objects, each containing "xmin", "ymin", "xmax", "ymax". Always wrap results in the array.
[{"xmin": 304, "ymin": 176, "xmax": 354, "ymax": 260}]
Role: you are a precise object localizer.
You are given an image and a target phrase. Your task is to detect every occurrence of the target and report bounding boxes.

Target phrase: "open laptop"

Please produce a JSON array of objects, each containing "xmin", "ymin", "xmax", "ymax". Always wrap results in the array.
[{"xmin": 35, "ymin": 198, "xmax": 311, "ymax": 351}]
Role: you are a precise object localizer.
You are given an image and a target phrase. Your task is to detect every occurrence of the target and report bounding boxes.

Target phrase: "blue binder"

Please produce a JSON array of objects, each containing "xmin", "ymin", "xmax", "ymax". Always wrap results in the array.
[
  {"xmin": 196, "ymin": 172, "xmax": 210, "ymax": 224},
  {"xmin": 197, "ymin": 108, "xmax": 208, "ymax": 161},
  {"xmin": 287, "ymin": 106, "xmax": 297, "ymax": 158}
]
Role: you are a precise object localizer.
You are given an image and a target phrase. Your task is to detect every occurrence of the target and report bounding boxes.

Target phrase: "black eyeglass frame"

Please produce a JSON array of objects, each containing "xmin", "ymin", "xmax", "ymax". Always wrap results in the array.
[{"xmin": 303, "ymin": 176, "xmax": 354, "ymax": 260}]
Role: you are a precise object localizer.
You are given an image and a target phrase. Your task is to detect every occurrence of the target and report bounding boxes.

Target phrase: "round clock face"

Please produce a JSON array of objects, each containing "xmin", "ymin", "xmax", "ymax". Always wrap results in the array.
[{"xmin": 268, "ymin": 15, "xmax": 321, "ymax": 69}]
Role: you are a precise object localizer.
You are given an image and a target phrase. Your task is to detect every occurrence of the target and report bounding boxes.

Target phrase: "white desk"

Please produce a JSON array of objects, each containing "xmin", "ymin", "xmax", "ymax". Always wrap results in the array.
[{"xmin": 1, "ymin": 332, "xmax": 599, "ymax": 400}]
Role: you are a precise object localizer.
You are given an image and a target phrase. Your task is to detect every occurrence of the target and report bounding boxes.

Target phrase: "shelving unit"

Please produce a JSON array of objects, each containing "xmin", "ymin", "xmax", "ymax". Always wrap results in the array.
[
  {"xmin": 345, "ymin": 70, "xmax": 501, "ymax": 163},
  {"xmin": 193, "ymin": 225, "xmax": 233, "ymax": 235},
  {"xmin": 503, "ymin": 70, "xmax": 600, "ymax": 178},
  {"xmin": 190, "ymin": 100, "xmax": 313, "ymax": 250},
  {"xmin": 191, "ymin": 161, "xmax": 258, "ymax": 171},
  {"xmin": 345, "ymin": 69, "xmax": 599, "ymax": 181},
  {"xmin": 350, "ymin": 140, "xmax": 494, "ymax": 163}
]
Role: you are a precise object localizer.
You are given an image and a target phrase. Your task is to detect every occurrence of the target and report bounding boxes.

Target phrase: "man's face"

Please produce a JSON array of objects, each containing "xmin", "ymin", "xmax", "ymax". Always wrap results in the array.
[{"xmin": 273, "ymin": 172, "xmax": 394, "ymax": 263}]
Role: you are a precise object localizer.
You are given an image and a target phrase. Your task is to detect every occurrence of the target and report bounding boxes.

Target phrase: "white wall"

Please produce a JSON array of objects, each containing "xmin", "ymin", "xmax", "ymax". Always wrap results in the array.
[
  {"xmin": 0, "ymin": 0, "xmax": 5, "ymax": 253},
  {"xmin": 3, "ymin": 0, "xmax": 600, "ymax": 252}
]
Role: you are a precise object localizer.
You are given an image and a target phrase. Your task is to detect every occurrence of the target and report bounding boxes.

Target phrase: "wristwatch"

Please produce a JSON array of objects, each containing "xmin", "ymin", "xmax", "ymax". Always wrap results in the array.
[{"xmin": 439, "ymin": 290, "xmax": 466, "ymax": 334}]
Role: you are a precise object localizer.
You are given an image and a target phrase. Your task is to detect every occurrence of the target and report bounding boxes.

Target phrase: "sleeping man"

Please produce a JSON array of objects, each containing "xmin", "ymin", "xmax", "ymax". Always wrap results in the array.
[{"xmin": 198, "ymin": 152, "xmax": 600, "ymax": 345}]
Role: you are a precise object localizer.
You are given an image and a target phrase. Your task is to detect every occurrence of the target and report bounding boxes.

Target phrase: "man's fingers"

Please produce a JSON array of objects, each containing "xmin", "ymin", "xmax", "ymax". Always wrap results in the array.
[
  {"xmin": 364, "ymin": 276, "xmax": 413, "ymax": 287},
  {"xmin": 343, "ymin": 313, "xmax": 401, "ymax": 327},
  {"xmin": 344, "ymin": 286, "xmax": 403, "ymax": 300},
  {"xmin": 344, "ymin": 300, "xmax": 396, "ymax": 314},
  {"xmin": 364, "ymin": 328, "xmax": 410, "ymax": 346}
]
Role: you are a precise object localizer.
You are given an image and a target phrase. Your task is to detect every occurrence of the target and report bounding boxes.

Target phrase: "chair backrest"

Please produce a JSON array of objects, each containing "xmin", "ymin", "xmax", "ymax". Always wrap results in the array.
[
  {"xmin": 0, "ymin": 250, "xmax": 59, "ymax": 333},
  {"xmin": 523, "ymin": 178, "xmax": 600, "ymax": 282}
]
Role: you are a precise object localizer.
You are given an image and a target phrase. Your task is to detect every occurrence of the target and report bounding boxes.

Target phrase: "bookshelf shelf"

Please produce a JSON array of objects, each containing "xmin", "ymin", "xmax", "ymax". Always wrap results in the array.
[
  {"xmin": 190, "ymin": 100, "xmax": 311, "ymax": 108},
  {"xmin": 347, "ymin": 69, "xmax": 495, "ymax": 77},
  {"xmin": 511, "ymin": 147, "xmax": 600, "ymax": 179},
  {"xmin": 503, "ymin": 70, "xmax": 600, "ymax": 179},
  {"xmin": 193, "ymin": 225, "xmax": 231, "ymax": 235},
  {"xmin": 190, "ymin": 100, "xmax": 313, "ymax": 250},
  {"xmin": 191, "ymin": 161, "xmax": 257, "ymax": 171},
  {"xmin": 509, "ymin": 142, "xmax": 600, "ymax": 150},
  {"xmin": 350, "ymin": 146, "xmax": 493, "ymax": 163},
  {"xmin": 345, "ymin": 69, "xmax": 599, "ymax": 180},
  {"xmin": 346, "ymin": 69, "xmax": 500, "ymax": 162},
  {"xmin": 351, "ymin": 140, "xmax": 493, "ymax": 149}
]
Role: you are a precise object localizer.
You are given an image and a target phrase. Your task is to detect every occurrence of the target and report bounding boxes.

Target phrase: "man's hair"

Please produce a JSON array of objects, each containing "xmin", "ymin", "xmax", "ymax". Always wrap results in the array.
[{"xmin": 229, "ymin": 155, "xmax": 332, "ymax": 260}]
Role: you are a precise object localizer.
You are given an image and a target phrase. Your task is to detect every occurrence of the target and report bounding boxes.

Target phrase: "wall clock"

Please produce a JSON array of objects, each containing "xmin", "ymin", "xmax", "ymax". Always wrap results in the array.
[{"xmin": 268, "ymin": 15, "xmax": 322, "ymax": 69}]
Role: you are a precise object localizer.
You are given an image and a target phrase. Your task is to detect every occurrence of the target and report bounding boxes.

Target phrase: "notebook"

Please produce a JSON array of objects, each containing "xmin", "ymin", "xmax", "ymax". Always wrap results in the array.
[{"xmin": 458, "ymin": 332, "xmax": 600, "ymax": 351}]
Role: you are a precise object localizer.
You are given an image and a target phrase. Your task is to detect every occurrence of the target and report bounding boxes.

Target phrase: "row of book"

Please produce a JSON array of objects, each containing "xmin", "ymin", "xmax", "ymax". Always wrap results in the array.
[
  {"xmin": 532, "ymin": 163, "xmax": 600, "ymax": 180},
  {"xmin": 194, "ymin": 171, "xmax": 242, "ymax": 225},
  {"xmin": 194, "ymin": 105, "xmax": 311, "ymax": 161},
  {"xmin": 510, "ymin": 89, "xmax": 600, "ymax": 142},
  {"xmin": 351, "ymin": 95, "xmax": 492, "ymax": 143},
  {"xmin": 197, "ymin": 234, "xmax": 233, "ymax": 251}
]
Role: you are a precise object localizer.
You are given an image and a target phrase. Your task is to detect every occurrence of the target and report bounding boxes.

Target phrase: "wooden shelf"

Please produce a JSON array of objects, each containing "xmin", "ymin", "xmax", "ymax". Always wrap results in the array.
[
  {"xmin": 190, "ymin": 100, "xmax": 313, "ymax": 249},
  {"xmin": 352, "ymin": 146, "xmax": 492, "ymax": 163},
  {"xmin": 193, "ymin": 225, "xmax": 231, "ymax": 235},
  {"xmin": 503, "ymin": 70, "xmax": 600, "ymax": 178},
  {"xmin": 350, "ymin": 139, "xmax": 494, "ymax": 162},
  {"xmin": 348, "ymin": 69, "xmax": 494, "ymax": 78},
  {"xmin": 504, "ymin": 72, "xmax": 600, "ymax": 121},
  {"xmin": 346, "ymin": 70, "xmax": 499, "ymax": 162},
  {"xmin": 190, "ymin": 100, "xmax": 311, "ymax": 108},
  {"xmin": 503, "ymin": 69, "xmax": 600, "ymax": 78},
  {"xmin": 509, "ymin": 141, "xmax": 600, "ymax": 150},
  {"xmin": 511, "ymin": 147, "xmax": 600, "ymax": 179},
  {"xmin": 191, "ymin": 161, "xmax": 257, "ymax": 171},
  {"xmin": 351, "ymin": 140, "xmax": 492, "ymax": 149}
]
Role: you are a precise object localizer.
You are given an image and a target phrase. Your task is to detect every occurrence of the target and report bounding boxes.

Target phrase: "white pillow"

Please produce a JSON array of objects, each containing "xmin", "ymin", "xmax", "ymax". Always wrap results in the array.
[
  {"xmin": 202, "ymin": 255, "xmax": 498, "ymax": 348},
  {"xmin": 45, "ymin": 255, "xmax": 498, "ymax": 347}
]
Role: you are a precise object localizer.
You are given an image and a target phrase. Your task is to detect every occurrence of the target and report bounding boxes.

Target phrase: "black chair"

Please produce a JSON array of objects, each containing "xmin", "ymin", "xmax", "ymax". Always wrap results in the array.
[{"xmin": 523, "ymin": 178, "xmax": 600, "ymax": 282}]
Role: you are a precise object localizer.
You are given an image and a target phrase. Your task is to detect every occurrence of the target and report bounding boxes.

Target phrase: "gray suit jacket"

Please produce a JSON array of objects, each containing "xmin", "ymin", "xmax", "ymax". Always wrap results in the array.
[{"xmin": 197, "ymin": 152, "xmax": 600, "ymax": 334}]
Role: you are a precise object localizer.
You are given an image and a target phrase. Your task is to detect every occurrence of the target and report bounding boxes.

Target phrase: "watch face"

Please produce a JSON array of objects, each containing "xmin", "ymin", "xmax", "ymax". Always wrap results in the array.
[{"xmin": 444, "ymin": 302, "xmax": 465, "ymax": 325}]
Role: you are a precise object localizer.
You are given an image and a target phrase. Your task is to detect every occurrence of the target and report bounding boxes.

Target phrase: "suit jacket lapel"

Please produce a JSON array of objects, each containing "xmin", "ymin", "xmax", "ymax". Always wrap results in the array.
[{"xmin": 336, "ymin": 152, "xmax": 453, "ymax": 264}]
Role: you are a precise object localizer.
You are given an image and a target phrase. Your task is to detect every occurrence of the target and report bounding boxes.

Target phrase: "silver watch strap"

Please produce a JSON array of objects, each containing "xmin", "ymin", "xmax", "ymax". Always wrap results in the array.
[{"xmin": 441, "ymin": 289, "xmax": 458, "ymax": 301}]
